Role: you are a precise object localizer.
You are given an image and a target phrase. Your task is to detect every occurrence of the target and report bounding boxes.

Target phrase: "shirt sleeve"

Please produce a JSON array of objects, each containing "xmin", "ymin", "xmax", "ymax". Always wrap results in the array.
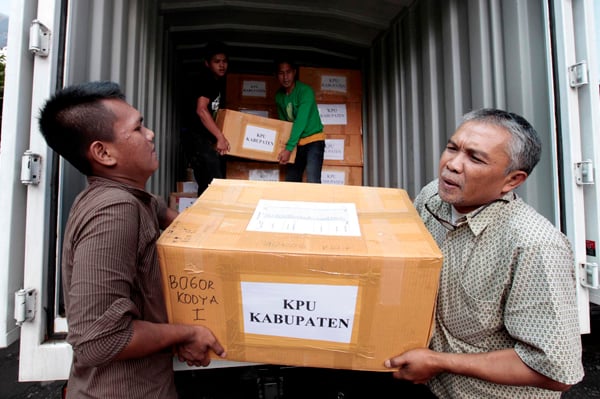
[
  {"xmin": 286, "ymin": 85, "xmax": 318, "ymax": 151},
  {"xmin": 154, "ymin": 194, "xmax": 170, "ymax": 228},
  {"xmin": 66, "ymin": 199, "xmax": 141, "ymax": 367},
  {"xmin": 505, "ymin": 238, "xmax": 584, "ymax": 385}
]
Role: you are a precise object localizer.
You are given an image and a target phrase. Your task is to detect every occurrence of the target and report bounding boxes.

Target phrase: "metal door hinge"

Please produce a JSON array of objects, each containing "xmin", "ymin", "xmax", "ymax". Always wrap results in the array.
[
  {"xmin": 568, "ymin": 61, "xmax": 589, "ymax": 88},
  {"xmin": 580, "ymin": 262, "xmax": 599, "ymax": 289},
  {"xmin": 14, "ymin": 288, "xmax": 36, "ymax": 326},
  {"xmin": 21, "ymin": 150, "xmax": 41, "ymax": 185},
  {"xmin": 29, "ymin": 19, "xmax": 51, "ymax": 57},
  {"xmin": 575, "ymin": 160, "xmax": 594, "ymax": 185}
]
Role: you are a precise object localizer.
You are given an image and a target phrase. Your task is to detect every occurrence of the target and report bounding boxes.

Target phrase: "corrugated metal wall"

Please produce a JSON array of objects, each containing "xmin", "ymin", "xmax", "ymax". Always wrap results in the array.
[
  {"xmin": 55, "ymin": 0, "xmax": 558, "ymax": 222},
  {"xmin": 364, "ymin": 0, "xmax": 557, "ymax": 223},
  {"xmin": 59, "ymin": 0, "xmax": 176, "ymax": 202}
]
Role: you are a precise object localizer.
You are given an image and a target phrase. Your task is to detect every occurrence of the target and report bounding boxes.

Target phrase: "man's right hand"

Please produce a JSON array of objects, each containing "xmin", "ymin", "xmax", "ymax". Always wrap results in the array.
[
  {"xmin": 176, "ymin": 325, "xmax": 226, "ymax": 367},
  {"xmin": 215, "ymin": 135, "xmax": 230, "ymax": 155}
]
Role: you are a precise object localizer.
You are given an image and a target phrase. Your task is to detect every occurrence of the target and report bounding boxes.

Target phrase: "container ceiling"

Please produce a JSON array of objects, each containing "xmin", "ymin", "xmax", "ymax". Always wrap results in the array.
[{"xmin": 159, "ymin": 0, "xmax": 413, "ymax": 73}]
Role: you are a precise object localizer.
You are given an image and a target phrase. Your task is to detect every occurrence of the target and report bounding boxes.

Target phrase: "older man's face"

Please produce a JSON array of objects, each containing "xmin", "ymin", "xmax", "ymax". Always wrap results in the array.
[{"xmin": 437, "ymin": 121, "xmax": 521, "ymax": 214}]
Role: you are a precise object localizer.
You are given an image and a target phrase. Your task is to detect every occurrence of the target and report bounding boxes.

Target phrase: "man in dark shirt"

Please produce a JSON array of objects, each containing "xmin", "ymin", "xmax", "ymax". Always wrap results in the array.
[
  {"xmin": 184, "ymin": 41, "xmax": 230, "ymax": 195},
  {"xmin": 38, "ymin": 81, "xmax": 226, "ymax": 398}
]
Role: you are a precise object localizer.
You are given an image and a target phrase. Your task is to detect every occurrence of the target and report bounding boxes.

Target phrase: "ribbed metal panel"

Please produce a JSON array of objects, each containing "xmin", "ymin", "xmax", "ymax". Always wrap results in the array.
[
  {"xmin": 365, "ymin": 0, "xmax": 556, "ymax": 222},
  {"xmin": 55, "ymin": 0, "xmax": 556, "ymax": 221},
  {"xmin": 59, "ymin": 0, "xmax": 175, "ymax": 202}
]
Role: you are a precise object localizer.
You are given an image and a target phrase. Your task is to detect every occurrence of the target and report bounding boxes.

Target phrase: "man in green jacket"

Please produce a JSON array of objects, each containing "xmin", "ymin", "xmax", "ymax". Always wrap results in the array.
[{"xmin": 275, "ymin": 60, "xmax": 325, "ymax": 183}]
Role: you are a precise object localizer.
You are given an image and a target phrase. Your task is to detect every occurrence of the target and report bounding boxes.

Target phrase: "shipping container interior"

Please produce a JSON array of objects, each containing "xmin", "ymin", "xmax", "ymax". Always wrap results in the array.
[
  {"xmin": 61, "ymin": 0, "xmax": 557, "ymax": 212},
  {"xmin": 50, "ymin": 0, "xmax": 559, "ymax": 334}
]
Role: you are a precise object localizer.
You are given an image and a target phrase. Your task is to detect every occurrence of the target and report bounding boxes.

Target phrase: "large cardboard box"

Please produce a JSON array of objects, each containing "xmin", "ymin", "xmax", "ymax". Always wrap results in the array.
[
  {"xmin": 157, "ymin": 179, "xmax": 442, "ymax": 371},
  {"xmin": 226, "ymin": 73, "xmax": 280, "ymax": 105},
  {"xmin": 323, "ymin": 134, "xmax": 364, "ymax": 166},
  {"xmin": 227, "ymin": 159, "xmax": 285, "ymax": 182},
  {"xmin": 317, "ymin": 102, "xmax": 362, "ymax": 135},
  {"xmin": 299, "ymin": 67, "xmax": 362, "ymax": 103},
  {"xmin": 318, "ymin": 165, "xmax": 363, "ymax": 186},
  {"xmin": 216, "ymin": 109, "xmax": 296, "ymax": 163}
]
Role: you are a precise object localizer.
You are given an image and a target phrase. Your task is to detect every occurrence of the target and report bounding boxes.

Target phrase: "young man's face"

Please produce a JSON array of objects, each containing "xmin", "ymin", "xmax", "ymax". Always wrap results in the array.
[
  {"xmin": 437, "ymin": 121, "xmax": 523, "ymax": 213},
  {"xmin": 277, "ymin": 62, "xmax": 296, "ymax": 92},
  {"xmin": 206, "ymin": 53, "xmax": 228, "ymax": 78},
  {"xmin": 102, "ymin": 99, "xmax": 158, "ymax": 187}
]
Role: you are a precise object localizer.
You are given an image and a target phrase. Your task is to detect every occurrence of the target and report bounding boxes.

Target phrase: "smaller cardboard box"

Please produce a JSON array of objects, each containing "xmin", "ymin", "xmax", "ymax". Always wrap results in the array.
[
  {"xmin": 323, "ymin": 134, "xmax": 364, "ymax": 166},
  {"xmin": 227, "ymin": 159, "xmax": 285, "ymax": 182},
  {"xmin": 216, "ymin": 109, "xmax": 296, "ymax": 163},
  {"xmin": 226, "ymin": 73, "xmax": 279, "ymax": 105},
  {"xmin": 168, "ymin": 192, "xmax": 197, "ymax": 212},
  {"xmin": 317, "ymin": 102, "xmax": 362, "ymax": 135},
  {"xmin": 157, "ymin": 179, "xmax": 442, "ymax": 371},
  {"xmin": 299, "ymin": 67, "xmax": 362, "ymax": 103},
  {"xmin": 176, "ymin": 181, "xmax": 199, "ymax": 194}
]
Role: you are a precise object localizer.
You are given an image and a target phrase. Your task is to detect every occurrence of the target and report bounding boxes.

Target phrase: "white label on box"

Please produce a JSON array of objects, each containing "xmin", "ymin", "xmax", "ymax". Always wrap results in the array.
[
  {"xmin": 324, "ymin": 139, "xmax": 345, "ymax": 161},
  {"xmin": 240, "ymin": 109, "xmax": 270, "ymax": 118},
  {"xmin": 246, "ymin": 199, "xmax": 361, "ymax": 236},
  {"xmin": 180, "ymin": 181, "xmax": 198, "ymax": 193},
  {"xmin": 317, "ymin": 104, "xmax": 347, "ymax": 125},
  {"xmin": 243, "ymin": 125, "xmax": 277, "ymax": 152},
  {"xmin": 249, "ymin": 169, "xmax": 280, "ymax": 181},
  {"xmin": 177, "ymin": 197, "xmax": 196, "ymax": 212},
  {"xmin": 241, "ymin": 281, "xmax": 358, "ymax": 343},
  {"xmin": 242, "ymin": 80, "xmax": 267, "ymax": 97},
  {"xmin": 321, "ymin": 170, "xmax": 346, "ymax": 185},
  {"xmin": 320, "ymin": 75, "xmax": 348, "ymax": 93}
]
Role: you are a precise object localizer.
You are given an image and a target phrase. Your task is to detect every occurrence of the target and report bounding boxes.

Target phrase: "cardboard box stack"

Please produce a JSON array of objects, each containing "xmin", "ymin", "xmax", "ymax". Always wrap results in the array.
[
  {"xmin": 223, "ymin": 69, "xmax": 364, "ymax": 186},
  {"xmin": 169, "ymin": 192, "xmax": 197, "ymax": 212},
  {"xmin": 299, "ymin": 67, "xmax": 364, "ymax": 185},
  {"xmin": 226, "ymin": 73, "xmax": 280, "ymax": 115},
  {"xmin": 157, "ymin": 179, "xmax": 443, "ymax": 371},
  {"xmin": 226, "ymin": 159, "xmax": 285, "ymax": 182},
  {"xmin": 168, "ymin": 177, "xmax": 198, "ymax": 212}
]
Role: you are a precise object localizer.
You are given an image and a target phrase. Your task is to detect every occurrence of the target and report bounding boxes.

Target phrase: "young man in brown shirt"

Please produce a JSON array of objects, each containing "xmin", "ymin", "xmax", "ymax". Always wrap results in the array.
[{"xmin": 38, "ymin": 81, "xmax": 226, "ymax": 398}]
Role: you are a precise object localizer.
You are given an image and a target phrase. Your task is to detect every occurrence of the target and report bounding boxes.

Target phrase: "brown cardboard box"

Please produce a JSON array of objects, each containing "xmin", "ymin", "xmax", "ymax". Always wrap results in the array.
[
  {"xmin": 227, "ymin": 159, "xmax": 285, "ymax": 182},
  {"xmin": 168, "ymin": 192, "xmax": 197, "ymax": 212},
  {"xmin": 157, "ymin": 179, "xmax": 442, "ymax": 371},
  {"xmin": 317, "ymin": 102, "xmax": 362, "ymax": 135},
  {"xmin": 228, "ymin": 103, "xmax": 279, "ymax": 119},
  {"xmin": 216, "ymin": 109, "xmax": 296, "ymax": 163},
  {"xmin": 323, "ymin": 134, "xmax": 364, "ymax": 166},
  {"xmin": 226, "ymin": 73, "xmax": 279, "ymax": 105},
  {"xmin": 299, "ymin": 67, "xmax": 362, "ymax": 103},
  {"xmin": 318, "ymin": 165, "xmax": 363, "ymax": 186},
  {"xmin": 176, "ymin": 181, "xmax": 199, "ymax": 193}
]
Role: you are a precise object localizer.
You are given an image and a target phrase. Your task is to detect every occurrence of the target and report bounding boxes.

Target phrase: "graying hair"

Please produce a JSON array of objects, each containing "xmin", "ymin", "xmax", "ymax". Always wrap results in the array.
[{"xmin": 461, "ymin": 108, "xmax": 542, "ymax": 175}]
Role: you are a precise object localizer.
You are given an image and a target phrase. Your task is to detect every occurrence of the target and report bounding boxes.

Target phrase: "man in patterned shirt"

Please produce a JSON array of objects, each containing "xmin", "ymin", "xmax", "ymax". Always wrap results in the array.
[{"xmin": 385, "ymin": 108, "xmax": 584, "ymax": 398}]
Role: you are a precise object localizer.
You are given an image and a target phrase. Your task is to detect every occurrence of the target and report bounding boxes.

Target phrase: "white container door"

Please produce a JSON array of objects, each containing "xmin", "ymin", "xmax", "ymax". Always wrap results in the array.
[
  {"xmin": 0, "ymin": 0, "xmax": 73, "ymax": 381},
  {"xmin": 552, "ymin": 0, "xmax": 600, "ymax": 333}
]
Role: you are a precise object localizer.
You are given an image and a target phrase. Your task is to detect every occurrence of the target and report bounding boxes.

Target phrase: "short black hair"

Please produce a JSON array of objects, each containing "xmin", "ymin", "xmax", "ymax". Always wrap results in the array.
[
  {"xmin": 38, "ymin": 81, "xmax": 126, "ymax": 175},
  {"xmin": 274, "ymin": 58, "xmax": 297, "ymax": 73},
  {"xmin": 204, "ymin": 40, "xmax": 229, "ymax": 61}
]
